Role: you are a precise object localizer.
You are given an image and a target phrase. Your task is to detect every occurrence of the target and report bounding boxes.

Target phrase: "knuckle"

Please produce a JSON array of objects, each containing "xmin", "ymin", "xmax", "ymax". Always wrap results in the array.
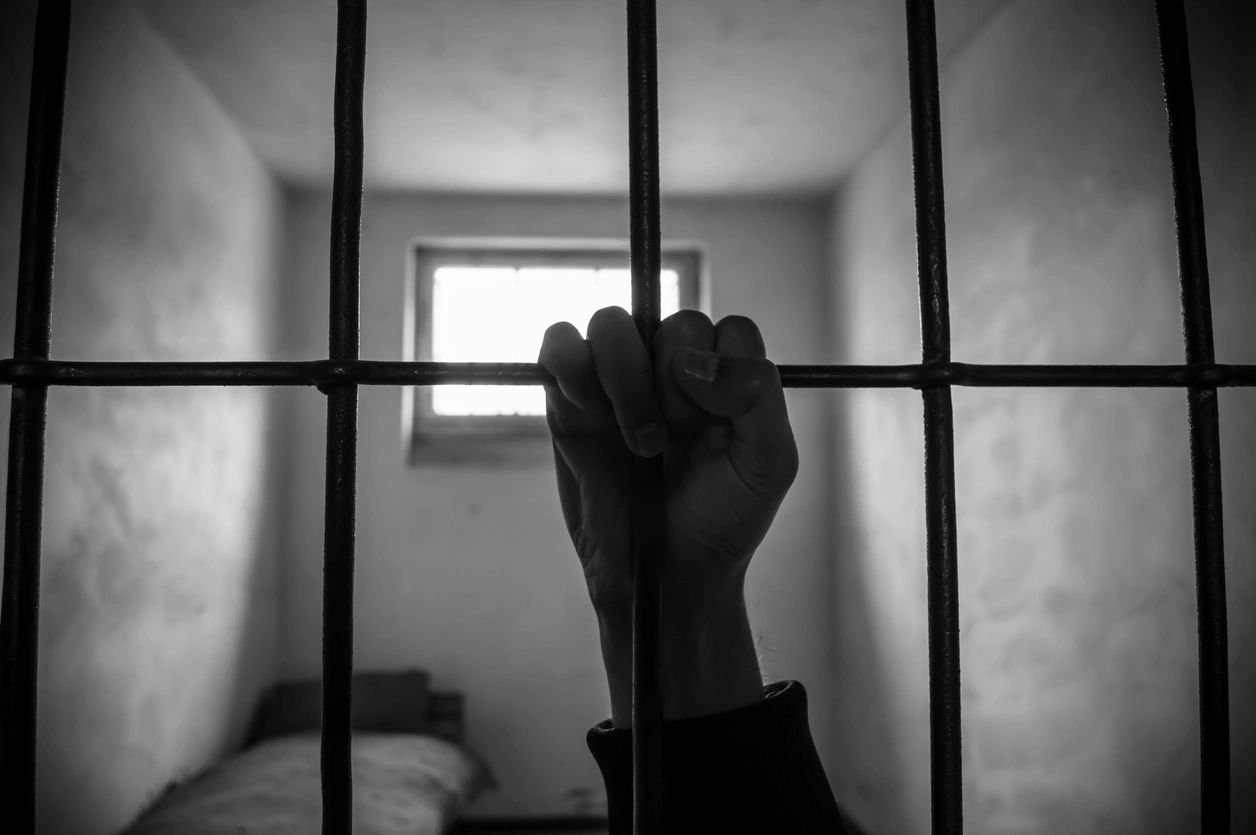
[
  {"xmin": 758, "ymin": 443, "xmax": 800, "ymax": 491},
  {"xmin": 742, "ymin": 443, "xmax": 798, "ymax": 500},
  {"xmin": 780, "ymin": 443, "xmax": 800, "ymax": 485}
]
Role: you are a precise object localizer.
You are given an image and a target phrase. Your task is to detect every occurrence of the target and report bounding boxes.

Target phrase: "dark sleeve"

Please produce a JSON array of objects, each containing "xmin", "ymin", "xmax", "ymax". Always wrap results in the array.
[{"xmin": 586, "ymin": 680, "xmax": 849, "ymax": 833}]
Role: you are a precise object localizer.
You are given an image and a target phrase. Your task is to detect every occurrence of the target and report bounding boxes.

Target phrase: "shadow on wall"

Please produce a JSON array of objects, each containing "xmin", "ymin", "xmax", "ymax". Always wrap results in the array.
[
  {"xmin": 828, "ymin": 387, "xmax": 916, "ymax": 833},
  {"xmin": 822, "ymin": 208, "xmax": 921, "ymax": 828},
  {"xmin": 1, "ymin": 0, "xmax": 286, "ymax": 832},
  {"xmin": 825, "ymin": 0, "xmax": 1255, "ymax": 832}
]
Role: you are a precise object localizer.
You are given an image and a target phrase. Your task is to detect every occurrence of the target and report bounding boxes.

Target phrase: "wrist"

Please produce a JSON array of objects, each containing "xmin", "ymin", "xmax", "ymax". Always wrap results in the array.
[{"xmin": 597, "ymin": 589, "xmax": 763, "ymax": 728}]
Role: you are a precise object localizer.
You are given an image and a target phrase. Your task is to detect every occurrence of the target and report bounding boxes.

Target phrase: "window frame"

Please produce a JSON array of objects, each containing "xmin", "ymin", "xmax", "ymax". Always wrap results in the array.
[{"xmin": 403, "ymin": 238, "xmax": 704, "ymax": 464}]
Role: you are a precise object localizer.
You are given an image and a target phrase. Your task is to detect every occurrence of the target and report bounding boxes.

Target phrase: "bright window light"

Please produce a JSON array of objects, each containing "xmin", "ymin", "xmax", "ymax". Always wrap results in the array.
[{"xmin": 431, "ymin": 266, "xmax": 681, "ymax": 416}]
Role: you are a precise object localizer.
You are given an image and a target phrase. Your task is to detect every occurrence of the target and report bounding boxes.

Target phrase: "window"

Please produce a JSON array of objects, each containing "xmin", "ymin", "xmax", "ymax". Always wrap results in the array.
[{"xmin": 404, "ymin": 241, "xmax": 703, "ymax": 461}]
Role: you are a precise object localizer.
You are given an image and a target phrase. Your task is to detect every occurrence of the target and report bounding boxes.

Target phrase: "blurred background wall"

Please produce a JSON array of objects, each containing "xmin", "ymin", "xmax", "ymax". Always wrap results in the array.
[
  {"xmin": 826, "ymin": 0, "xmax": 1255, "ymax": 831},
  {"xmin": 0, "ymin": 2, "xmax": 283, "ymax": 833}
]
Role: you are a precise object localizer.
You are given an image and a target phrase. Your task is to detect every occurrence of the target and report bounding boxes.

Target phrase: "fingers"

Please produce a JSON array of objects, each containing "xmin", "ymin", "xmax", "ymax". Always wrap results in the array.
[
  {"xmin": 586, "ymin": 307, "xmax": 667, "ymax": 456},
  {"xmin": 714, "ymin": 314, "xmax": 765, "ymax": 359},
  {"xmin": 701, "ymin": 315, "xmax": 766, "ymax": 451},
  {"xmin": 538, "ymin": 321, "xmax": 608, "ymax": 433},
  {"xmin": 653, "ymin": 310, "xmax": 715, "ymax": 443},
  {"xmin": 539, "ymin": 309, "xmax": 667, "ymax": 457},
  {"xmin": 674, "ymin": 351, "xmax": 785, "ymax": 442},
  {"xmin": 541, "ymin": 308, "xmax": 792, "ymax": 480},
  {"xmin": 672, "ymin": 318, "xmax": 798, "ymax": 491}
]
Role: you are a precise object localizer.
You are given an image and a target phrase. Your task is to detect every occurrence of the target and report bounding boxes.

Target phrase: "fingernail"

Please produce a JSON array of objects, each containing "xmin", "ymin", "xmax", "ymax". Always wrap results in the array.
[
  {"xmin": 681, "ymin": 347, "xmax": 719, "ymax": 383},
  {"xmin": 634, "ymin": 423, "xmax": 667, "ymax": 457}
]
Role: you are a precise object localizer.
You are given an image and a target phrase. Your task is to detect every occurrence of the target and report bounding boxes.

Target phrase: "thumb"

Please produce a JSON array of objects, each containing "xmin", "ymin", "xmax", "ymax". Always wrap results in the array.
[{"xmin": 673, "ymin": 347, "xmax": 799, "ymax": 487}]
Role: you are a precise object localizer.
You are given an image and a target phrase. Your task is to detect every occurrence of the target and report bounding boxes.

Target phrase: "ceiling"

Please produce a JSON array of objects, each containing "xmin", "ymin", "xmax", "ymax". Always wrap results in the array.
[{"xmin": 139, "ymin": 0, "xmax": 1010, "ymax": 197}]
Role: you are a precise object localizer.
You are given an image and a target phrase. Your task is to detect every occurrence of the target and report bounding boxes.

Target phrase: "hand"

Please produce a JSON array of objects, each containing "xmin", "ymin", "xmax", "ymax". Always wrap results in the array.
[{"xmin": 539, "ymin": 307, "xmax": 799, "ymax": 724}]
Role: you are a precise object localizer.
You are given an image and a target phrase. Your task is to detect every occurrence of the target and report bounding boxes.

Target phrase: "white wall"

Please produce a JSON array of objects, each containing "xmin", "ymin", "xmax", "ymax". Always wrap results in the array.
[
  {"xmin": 274, "ymin": 191, "xmax": 838, "ymax": 815},
  {"xmin": 827, "ymin": 0, "xmax": 1255, "ymax": 832},
  {"xmin": 0, "ymin": 1, "xmax": 283, "ymax": 833}
]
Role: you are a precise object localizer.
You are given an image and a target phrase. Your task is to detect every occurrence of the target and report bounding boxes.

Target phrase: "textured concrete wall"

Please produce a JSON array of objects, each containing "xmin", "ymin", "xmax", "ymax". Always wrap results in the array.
[
  {"xmin": 826, "ymin": 0, "xmax": 1255, "ymax": 832},
  {"xmin": 0, "ymin": 2, "xmax": 282, "ymax": 832},
  {"xmin": 274, "ymin": 191, "xmax": 836, "ymax": 815}
]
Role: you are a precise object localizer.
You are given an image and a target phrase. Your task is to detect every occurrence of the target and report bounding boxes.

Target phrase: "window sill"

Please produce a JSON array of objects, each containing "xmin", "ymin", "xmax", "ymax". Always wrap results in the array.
[{"xmin": 407, "ymin": 426, "xmax": 554, "ymax": 467}]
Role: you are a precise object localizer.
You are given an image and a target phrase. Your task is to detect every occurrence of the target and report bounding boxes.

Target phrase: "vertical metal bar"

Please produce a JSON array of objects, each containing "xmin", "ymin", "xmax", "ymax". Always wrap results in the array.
[
  {"xmin": 321, "ymin": 1, "xmax": 364, "ymax": 833},
  {"xmin": 0, "ymin": 1, "xmax": 72, "ymax": 831},
  {"xmin": 904, "ymin": 1, "xmax": 962, "ymax": 832},
  {"xmin": 1154, "ymin": 2, "xmax": 1230, "ymax": 830},
  {"xmin": 626, "ymin": 0, "xmax": 664, "ymax": 832}
]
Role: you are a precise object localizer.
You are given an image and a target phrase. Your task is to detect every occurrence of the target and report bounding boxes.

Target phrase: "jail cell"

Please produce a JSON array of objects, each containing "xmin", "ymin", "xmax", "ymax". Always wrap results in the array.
[{"xmin": 0, "ymin": 0, "xmax": 1252, "ymax": 833}]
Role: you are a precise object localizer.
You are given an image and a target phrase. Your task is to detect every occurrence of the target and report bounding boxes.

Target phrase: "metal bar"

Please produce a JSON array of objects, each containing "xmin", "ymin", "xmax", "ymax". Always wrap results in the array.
[
  {"xmin": 906, "ymin": 0, "xmax": 949, "ymax": 369},
  {"xmin": 320, "ymin": 1, "xmax": 365, "ymax": 833},
  {"xmin": 1, "ymin": 391, "xmax": 48, "ymax": 833},
  {"xmin": 921, "ymin": 385, "xmax": 960, "ymax": 833},
  {"xmin": 321, "ymin": 385, "xmax": 358, "ymax": 833},
  {"xmin": 1155, "ymin": 1, "xmax": 1230, "ymax": 830},
  {"xmin": 0, "ymin": 0, "xmax": 72, "ymax": 831},
  {"xmin": 4, "ymin": 359, "xmax": 1256, "ymax": 389},
  {"xmin": 626, "ymin": 0, "xmax": 665, "ymax": 831},
  {"xmin": 905, "ymin": 0, "xmax": 962, "ymax": 832},
  {"xmin": 777, "ymin": 363, "xmax": 1256, "ymax": 389}
]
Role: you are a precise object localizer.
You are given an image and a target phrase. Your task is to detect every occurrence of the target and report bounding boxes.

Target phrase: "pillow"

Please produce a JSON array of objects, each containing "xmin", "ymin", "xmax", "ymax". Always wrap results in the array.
[{"xmin": 248, "ymin": 670, "xmax": 430, "ymax": 744}]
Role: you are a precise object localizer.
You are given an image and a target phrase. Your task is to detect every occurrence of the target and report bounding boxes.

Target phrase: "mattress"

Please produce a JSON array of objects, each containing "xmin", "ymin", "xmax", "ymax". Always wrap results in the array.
[{"xmin": 120, "ymin": 732, "xmax": 496, "ymax": 835}]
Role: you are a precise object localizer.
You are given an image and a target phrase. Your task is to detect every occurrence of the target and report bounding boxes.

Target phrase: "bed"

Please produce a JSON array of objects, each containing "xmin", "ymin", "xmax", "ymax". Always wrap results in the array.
[{"xmin": 118, "ymin": 670, "xmax": 498, "ymax": 835}]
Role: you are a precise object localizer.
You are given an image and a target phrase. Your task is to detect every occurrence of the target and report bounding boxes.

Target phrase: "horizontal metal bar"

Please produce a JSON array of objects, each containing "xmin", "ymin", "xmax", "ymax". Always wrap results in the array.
[
  {"xmin": 3, "ymin": 359, "xmax": 1255, "ymax": 389},
  {"xmin": 780, "ymin": 363, "xmax": 1256, "ymax": 388}
]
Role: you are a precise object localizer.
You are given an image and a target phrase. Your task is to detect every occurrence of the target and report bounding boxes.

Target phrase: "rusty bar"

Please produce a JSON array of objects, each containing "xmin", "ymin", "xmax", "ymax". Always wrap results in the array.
[
  {"xmin": 905, "ymin": 0, "xmax": 962, "ymax": 832},
  {"xmin": 4, "ymin": 359, "xmax": 1256, "ymax": 389},
  {"xmin": 320, "ymin": 1, "xmax": 365, "ymax": 833},
  {"xmin": 0, "ymin": 0, "xmax": 72, "ymax": 830},
  {"xmin": 1155, "ymin": 1, "xmax": 1229, "ymax": 829},
  {"xmin": 626, "ymin": 0, "xmax": 665, "ymax": 831}
]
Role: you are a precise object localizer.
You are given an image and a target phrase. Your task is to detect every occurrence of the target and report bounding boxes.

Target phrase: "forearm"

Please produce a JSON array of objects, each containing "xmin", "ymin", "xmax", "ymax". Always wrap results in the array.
[{"xmin": 596, "ymin": 589, "xmax": 764, "ymax": 728}]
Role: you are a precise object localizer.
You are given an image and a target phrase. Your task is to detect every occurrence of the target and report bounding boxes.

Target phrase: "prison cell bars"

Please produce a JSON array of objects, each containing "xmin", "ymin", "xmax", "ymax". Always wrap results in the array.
[
  {"xmin": 320, "ymin": 0, "xmax": 366, "ymax": 830},
  {"xmin": 626, "ymin": 0, "xmax": 666, "ymax": 831},
  {"xmin": 903, "ymin": 0, "xmax": 963, "ymax": 830},
  {"xmin": 3, "ymin": 359, "xmax": 1256, "ymax": 389},
  {"xmin": 0, "ymin": 0, "xmax": 1242, "ymax": 833},
  {"xmin": 1155, "ymin": 0, "xmax": 1231, "ymax": 829},
  {"xmin": 0, "ymin": 0, "xmax": 70, "ymax": 832}
]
